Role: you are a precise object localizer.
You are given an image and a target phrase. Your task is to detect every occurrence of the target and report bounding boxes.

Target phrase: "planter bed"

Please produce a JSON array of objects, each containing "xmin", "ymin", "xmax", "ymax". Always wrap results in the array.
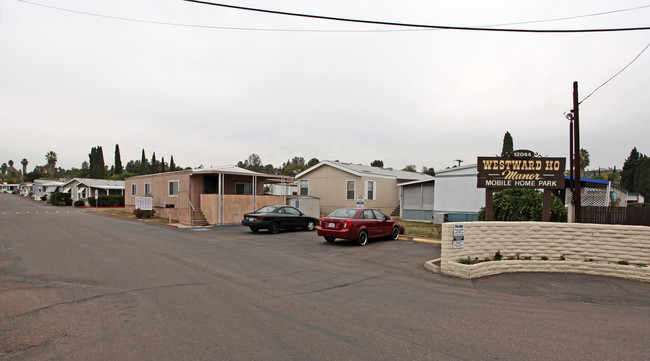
[{"xmin": 439, "ymin": 259, "xmax": 650, "ymax": 282}]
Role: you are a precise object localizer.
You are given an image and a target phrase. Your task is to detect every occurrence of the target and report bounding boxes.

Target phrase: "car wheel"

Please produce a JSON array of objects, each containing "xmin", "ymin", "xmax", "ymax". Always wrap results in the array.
[
  {"xmin": 250, "ymin": 227, "xmax": 259, "ymax": 233},
  {"xmin": 357, "ymin": 230, "xmax": 368, "ymax": 246},
  {"xmin": 324, "ymin": 236, "xmax": 335, "ymax": 243},
  {"xmin": 306, "ymin": 220, "xmax": 316, "ymax": 231},
  {"xmin": 268, "ymin": 222, "xmax": 280, "ymax": 234},
  {"xmin": 391, "ymin": 226, "xmax": 399, "ymax": 240}
]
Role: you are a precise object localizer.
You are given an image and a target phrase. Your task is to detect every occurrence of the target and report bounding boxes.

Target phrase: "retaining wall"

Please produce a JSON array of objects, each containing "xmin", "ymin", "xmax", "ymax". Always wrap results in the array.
[{"xmin": 440, "ymin": 222, "xmax": 650, "ymax": 282}]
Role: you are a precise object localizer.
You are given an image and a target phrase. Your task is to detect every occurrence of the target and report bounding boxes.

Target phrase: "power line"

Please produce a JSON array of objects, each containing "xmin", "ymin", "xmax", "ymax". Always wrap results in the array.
[
  {"xmin": 482, "ymin": 4, "xmax": 650, "ymax": 27},
  {"xmin": 17, "ymin": 0, "xmax": 650, "ymax": 33},
  {"xmin": 580, "ymin": 42, "xmax": 650, "ymax": 104},
  {"xmin": 183, "ymin": 0, "xmax": 650, "ymax": 33}
]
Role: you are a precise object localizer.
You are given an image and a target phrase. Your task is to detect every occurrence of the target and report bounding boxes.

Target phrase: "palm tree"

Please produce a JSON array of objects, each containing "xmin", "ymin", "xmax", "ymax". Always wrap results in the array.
[
  {"xmin": 45, "ymin": 151, "xmax": 57, "ymax": 179},
  {"xmin": 21, "ymin": 158, "xmax": 28, "ymax": 179},
  {"xmin": 580, "ymin": 148, "xmax": 590, "ymax": 177}
]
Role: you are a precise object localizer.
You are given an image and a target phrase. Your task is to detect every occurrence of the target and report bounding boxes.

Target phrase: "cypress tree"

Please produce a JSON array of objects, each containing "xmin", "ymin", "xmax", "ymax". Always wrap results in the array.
[
  {"xmin": 160, "ymin": 157, "xmax": 166, "ymax": 173},
  {"xmin": 621, "ymin": 147, "xmax": 641, "ymax": 191},
  {"xmin": 88, "ymin": 146, "xmax": 104, "ymax": 178},
  {"xmin": 169, "ymin": 156, "xmax": 175, "ymax": 172},
  {"xmin": 151, "ymin": 152, "xmax": 158, "ymax": 174},
  {"xmin": 114, "ymin": 144, "xmax": 123, "ymax": 175},
  {"xmin": 139, "ymin": 149, "xmax": 148, "ymax": 175},
  {"xmin": 501, "ymin": 131, "xmax": 514, "ymax": 157},
  {"xmin": 96, "ymin": 146, "xmax": 105, "ymax": 179},
  {"xmin": 88, "ymin": 147, "xmax": 96, "ymax": 178}
]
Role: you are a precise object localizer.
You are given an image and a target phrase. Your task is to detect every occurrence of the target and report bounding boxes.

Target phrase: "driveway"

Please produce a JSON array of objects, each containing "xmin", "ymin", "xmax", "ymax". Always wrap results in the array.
[{"xmin": 1, "ymin": 193, "xmax": 649, "ymax": 360}]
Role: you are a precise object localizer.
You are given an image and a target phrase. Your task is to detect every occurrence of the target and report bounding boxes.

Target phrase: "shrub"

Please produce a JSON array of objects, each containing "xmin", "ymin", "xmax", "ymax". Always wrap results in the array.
[
  {"xmin": 88, "ymin": 195, "xmax": 125, "ymax": 207},
  {"xmin": 134, "ymin": 208, "xmax": 156, "ymax": 219},
  {"xmin": 49, "ymin": 192, "xmax": 72, "ymax": 206},
  {"xmin": 477, "ymin": 189, "xmax": 567, "ymax": 222},
  {"xmin": 74, "ymin": 200, "xmax": 85, "ymax": 207}
]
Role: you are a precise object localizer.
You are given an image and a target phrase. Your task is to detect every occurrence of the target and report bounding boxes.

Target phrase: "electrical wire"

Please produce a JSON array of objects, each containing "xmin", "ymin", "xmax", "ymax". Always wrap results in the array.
[
  {"xmin": 580, "ymin": 42, "xmax": 650, "ymax": 104},
  {"xmin": 16, "ymin": 0, "xmax": 650, "ymax": 33},
  {"xmin": 183, "ymin": 0, "xmax": 650, "ymax": 33},
  {"xmin": 482, "ymin": 4, "xmax": 650, "ymax": 28}
]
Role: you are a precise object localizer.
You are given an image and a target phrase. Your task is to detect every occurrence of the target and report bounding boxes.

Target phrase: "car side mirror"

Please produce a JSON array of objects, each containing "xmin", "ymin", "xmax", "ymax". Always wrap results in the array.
[{"xmin": 386, "ymin": 216, "xmax": 391, "ymax": 220}]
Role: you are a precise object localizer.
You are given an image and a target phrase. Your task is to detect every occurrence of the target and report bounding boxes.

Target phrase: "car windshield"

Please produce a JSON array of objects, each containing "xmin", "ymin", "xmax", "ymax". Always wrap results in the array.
[
  {"xmin": 256, "ymin": 205, "xmax": 278, "ymax": 213},
  {"xmin": 328, "ymin": 208, "xmax": 359, "ymax": 218}
]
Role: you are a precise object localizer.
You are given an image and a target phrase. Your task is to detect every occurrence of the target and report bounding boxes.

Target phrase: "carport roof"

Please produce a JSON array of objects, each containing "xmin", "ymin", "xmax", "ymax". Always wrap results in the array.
[{"xmin": 125, "ymin": 165, "xmax": 293, "ymax": 182}]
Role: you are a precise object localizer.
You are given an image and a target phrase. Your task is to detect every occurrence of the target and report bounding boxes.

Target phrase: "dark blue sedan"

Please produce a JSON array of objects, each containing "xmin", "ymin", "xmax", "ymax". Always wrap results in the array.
[{"xmin": 241, "ymin": 205, "xmax": 319, "ymax": 234}]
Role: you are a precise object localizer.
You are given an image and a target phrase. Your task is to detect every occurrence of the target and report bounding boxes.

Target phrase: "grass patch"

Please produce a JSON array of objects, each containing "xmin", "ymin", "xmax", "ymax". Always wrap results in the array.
[
  {"xmin": 94, "ymin": 208, "xmax": 179, "ymax": 224},
  {"xmin": 397, "ymin": 219, "xmax": 441, "ymax": 239}
]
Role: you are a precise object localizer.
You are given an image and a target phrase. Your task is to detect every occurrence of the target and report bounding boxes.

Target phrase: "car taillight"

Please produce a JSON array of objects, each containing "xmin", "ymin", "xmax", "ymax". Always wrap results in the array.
[
  {"xmin": 257, "ymin": 216, "xmax": 264, "ymax": 220},
  {"xmin": 343, "ymin": 220, "xmax": 352, "ymax": 228}
]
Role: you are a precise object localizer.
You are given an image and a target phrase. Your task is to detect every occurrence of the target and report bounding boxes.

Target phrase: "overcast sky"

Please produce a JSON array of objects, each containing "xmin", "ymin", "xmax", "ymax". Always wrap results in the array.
[{"xmin": 1, "ymin": 0, "xmax": 649, "ymax": 173}]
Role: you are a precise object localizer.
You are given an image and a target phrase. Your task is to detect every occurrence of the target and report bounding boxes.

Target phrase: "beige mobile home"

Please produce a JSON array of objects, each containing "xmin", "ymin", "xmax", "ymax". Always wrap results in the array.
[{"xmin": 295, "ymin": 160, "xmax": 433, "ymax": 217}]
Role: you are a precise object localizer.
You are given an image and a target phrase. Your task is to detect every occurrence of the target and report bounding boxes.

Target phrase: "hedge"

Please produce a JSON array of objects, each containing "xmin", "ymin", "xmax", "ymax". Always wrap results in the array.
[{"xmin": 87, "ymin": 195, "xmax": 125, "ymax": 207}]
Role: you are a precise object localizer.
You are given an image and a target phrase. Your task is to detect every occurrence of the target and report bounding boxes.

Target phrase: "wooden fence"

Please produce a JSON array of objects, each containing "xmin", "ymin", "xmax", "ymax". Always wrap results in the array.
[{"xmin": 581, "ymin": 206, "xmax": 650, "ymax": 226}]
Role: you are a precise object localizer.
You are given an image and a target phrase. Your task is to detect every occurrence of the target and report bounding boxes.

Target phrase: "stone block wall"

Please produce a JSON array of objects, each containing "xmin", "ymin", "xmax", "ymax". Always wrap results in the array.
[{"xmin": 440, "ymin": 222, "xmax": 650, "ymax": 282}]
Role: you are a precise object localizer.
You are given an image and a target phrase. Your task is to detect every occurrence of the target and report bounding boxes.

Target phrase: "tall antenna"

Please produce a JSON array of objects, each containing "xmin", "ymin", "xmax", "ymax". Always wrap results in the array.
[{"xmin": 454, "ymin": 159, "xmax": 464, "ymax": 167}]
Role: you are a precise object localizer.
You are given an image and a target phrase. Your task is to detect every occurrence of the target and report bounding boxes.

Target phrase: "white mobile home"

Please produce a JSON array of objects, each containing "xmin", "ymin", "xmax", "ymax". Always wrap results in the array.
[{"xmin": 433, "ymin": 165, "xmax": 485, "ymax": 223}]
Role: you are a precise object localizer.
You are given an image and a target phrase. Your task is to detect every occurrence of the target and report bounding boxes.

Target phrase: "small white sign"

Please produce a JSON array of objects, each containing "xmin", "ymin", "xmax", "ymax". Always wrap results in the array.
[
  {"xmin": 453, "ymin": 224, "xmax": 464, "ymax": 249},
  {"xmin": 135, "ymin": 197, "xmax": 153, "ymax": 211},
  {"xmin": 94, "ymin": 190, "xmax": 98, "ymax": 200}
]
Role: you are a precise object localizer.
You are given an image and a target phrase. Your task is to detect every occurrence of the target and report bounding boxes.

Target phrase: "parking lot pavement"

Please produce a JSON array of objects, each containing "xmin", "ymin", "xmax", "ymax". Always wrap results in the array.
[{"xmin": 2, "ymin": 193, "xmax": 649, "ymax": 360}]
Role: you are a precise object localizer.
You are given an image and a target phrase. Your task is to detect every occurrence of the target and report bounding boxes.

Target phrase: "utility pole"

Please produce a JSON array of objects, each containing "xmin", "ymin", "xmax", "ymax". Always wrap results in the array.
[
  {"xmin": 454, "ymin": 159, "xmax": 463, "ymax": 167},
  {"xmin": 572, "ymin": 81, "xmax": 582, "ymax": 223}
]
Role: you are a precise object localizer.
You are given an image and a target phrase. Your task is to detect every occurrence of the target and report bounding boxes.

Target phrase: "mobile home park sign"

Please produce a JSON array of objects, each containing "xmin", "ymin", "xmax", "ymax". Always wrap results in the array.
[{"xmin": 477, "ymin": 150, "xmax": 565, "ymax": 189}]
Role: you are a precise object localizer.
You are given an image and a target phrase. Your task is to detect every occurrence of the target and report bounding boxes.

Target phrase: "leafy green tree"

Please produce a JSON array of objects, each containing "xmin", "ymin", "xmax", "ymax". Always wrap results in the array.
[
  {"xmin": 422, "ymin": 167, "xmax": 435, "ymax": 176},
  {"xmin": 125, "ymin": 160, "xmax": 137, "ymax": 174},
  {"xmin": 238, "ymin": 153, "xmax": 264, "ymax": 172},
  {"xmin": 621, "ymin": 147, "xmax": 644, "ymax": 191},
  {"xmin": 280, "ymin": 157, "xmax": 307, "ymax": 176},
  {"xmin": 79, "ymin": 161, "xmax": 90, "ymax": 178},
  {"xmin": 478, "ymin": 189, "xmax": 567, "ymax": 222},
  {"xmin": 24, "ymin": 170, "xmax": 46, "ymax": 182},
  {"xmin": 370, "ymin": 160, "xmax": 384, "ymax": 167},
  {"xmin": 632, "ymin": 157, "xmax": 650, "ymax": 201},
  {"xmin": 263, "ymin": 164, "xmax": 276, "ymax": 174},
  {"xmin": 501, "ymin": 131, "xmax": 513, "ymax": 157},
  {"xmin": 307, "ymin": 158, "xmax": 320, "ymax": 168},
  {"xmin": 402, "ymin": 164, "xmax": 417, "ymax": 172},
  {"xmin": 114, "ymin": 144, "xmax": 123, "ymax": 175},
  {"xmin": 1, "ymin": 163, "xmax": 6, "ymax": 179},
  {"xmin": 580, "ymin": 148, "xmax": 590, "ymax": 177}
]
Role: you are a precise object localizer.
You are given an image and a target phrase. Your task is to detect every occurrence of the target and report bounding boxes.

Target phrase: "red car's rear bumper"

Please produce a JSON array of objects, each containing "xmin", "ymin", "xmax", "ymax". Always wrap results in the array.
[{"xmin": 317, "ymin": 227, "xmax": 357, "ymax": 240}]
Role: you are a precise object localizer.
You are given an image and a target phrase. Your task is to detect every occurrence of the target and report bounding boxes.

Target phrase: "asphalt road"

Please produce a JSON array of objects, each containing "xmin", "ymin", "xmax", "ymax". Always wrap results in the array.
[{"xmin": 1, "ymin": 193, "xmax": 649, "ymax": 360}]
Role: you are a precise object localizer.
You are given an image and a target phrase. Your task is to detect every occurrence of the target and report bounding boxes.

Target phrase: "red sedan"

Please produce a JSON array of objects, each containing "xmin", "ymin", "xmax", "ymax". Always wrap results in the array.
[{"xmin": 317, "ymin": 207, "xmax": 401, "ymax": 246}]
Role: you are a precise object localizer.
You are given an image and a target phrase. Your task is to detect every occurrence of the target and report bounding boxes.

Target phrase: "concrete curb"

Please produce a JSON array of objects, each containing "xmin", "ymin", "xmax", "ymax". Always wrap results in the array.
[
  {"xmin": 424, "ymin": 258, "xmax": 442, "ymax": 274},
  {"xmin": 398, "ymin": 235, "xmax": 442, "ymax": 244}
]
